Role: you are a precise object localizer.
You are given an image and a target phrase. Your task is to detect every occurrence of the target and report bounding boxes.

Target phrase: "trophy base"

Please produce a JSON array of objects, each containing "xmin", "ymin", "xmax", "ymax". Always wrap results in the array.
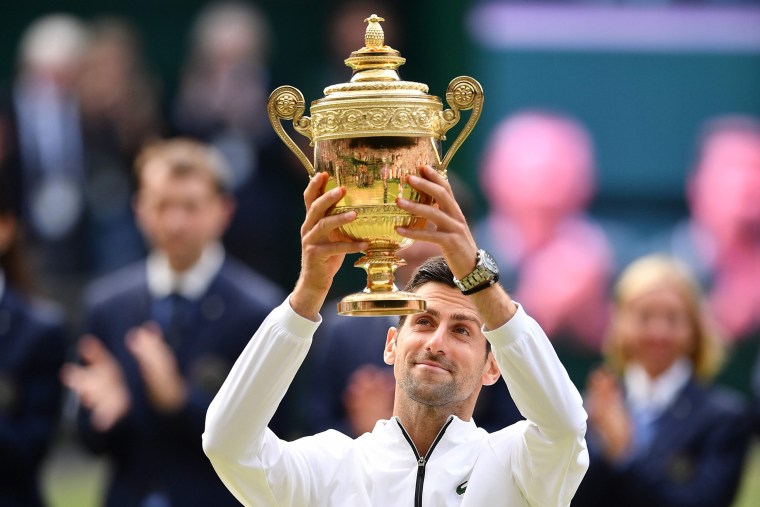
[{"xmin": 337, "ymin": 290, "xmax": 426, "ymax": 317}]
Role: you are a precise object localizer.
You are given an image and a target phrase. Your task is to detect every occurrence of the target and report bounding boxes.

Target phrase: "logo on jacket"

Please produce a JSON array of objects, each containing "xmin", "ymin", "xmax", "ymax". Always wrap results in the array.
[{"xmin": 456, "ymin": 480, "xmax": 468, "ymax": 495}]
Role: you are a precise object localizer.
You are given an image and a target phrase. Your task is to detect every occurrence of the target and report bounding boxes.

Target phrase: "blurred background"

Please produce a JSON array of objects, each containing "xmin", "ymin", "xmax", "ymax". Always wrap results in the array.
[{"xmin": 0, "ymin": 1, "xmax": 759, "ymax": 506}]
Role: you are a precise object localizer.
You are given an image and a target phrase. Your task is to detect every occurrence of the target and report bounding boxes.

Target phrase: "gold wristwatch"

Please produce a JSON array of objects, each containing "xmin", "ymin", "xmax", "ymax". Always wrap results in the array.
[{"xmin": 453, "ymin": 249, "xmax": 500, "ymax": 295}]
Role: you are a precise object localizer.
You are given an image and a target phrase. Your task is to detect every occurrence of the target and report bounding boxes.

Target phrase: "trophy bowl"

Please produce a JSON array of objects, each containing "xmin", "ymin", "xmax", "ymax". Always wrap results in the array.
[{"xmin": 267, "ymin": 14, "xmax": 483, "ymax": 316}]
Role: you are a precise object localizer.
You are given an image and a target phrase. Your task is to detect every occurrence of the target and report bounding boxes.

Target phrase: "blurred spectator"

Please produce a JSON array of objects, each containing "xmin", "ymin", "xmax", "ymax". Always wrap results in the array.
[
  {"xmin": 76, "ymin": 17, "xmax": 163, "ymax": 275},
  {"xmin": 173, "ymin": 0, "xmax": 305, "ymax": 291},
  {"xmin": 1, "ymin": 14, "xmax": 89, "ymax": 303},
  {"xmin": 573, "ymin": 254, "xmax": 750, "ymax": 507},
  {"xmin": 60, "ymin": 139, "xmax": 283, "ymax": 507},
  {"xmin": 474, "ymin": 110, "xmax": 612, "ymax": 385},
  {"xmin": 0, "ymin": 175, "xmax": 68, "ymax": 507},
  {"xmin": 173, "ymin": 0, "xmax": 270, "ymax": 188},
  {"xmin": 324, "ymin": 0, "xmax": 403, "ymax": 82},
  {"xmin": 663, "ymin": 114, "xmax": 760, "ymax": 343},
  {"xmin": 650, "ymin": 115, "xmax": 760, "ymax": 397}
]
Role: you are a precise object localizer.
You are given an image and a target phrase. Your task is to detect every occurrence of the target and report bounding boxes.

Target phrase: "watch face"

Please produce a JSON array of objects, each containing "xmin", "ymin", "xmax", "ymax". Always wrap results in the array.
[{"xmin": 480, "ymin": 250, "xmax": 499, "ymax": 275}]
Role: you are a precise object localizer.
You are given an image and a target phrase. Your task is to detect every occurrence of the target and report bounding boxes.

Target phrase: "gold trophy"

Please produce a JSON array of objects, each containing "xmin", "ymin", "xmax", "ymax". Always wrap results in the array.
[{"xmin": 268, "ymin": 14, "xmax": 483, "ymax": 316}]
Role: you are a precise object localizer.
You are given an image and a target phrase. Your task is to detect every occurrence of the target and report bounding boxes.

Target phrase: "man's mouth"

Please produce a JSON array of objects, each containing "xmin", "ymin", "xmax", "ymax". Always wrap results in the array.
[{"xmin": 415, "ymin": 360, "xmax": 450, "ymax": 372}]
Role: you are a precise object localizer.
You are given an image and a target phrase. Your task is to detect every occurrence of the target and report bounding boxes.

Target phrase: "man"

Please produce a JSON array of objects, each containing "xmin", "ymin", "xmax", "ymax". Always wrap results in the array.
[
  {"xmin": 203, "ymin": 165, "xmax": 588, "ymax": 506},
  {"xmin": 61, "ymin": 138, "xmax": 283, "ymax": 507},
  {"xmin": 0, "ymin": 174, "xmax": 68, "ymax": 507}
]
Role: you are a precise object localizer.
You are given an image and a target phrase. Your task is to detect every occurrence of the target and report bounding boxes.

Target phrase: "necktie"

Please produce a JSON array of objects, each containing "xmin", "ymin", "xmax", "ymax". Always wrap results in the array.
[{"xmin": 152, "ymin": 294, "xmax": 190, "ymax": 347}]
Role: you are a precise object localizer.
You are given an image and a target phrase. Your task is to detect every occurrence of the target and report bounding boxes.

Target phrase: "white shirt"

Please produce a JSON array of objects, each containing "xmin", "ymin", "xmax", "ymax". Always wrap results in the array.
[
  {"xmin": 203, "ymin": 298, "xmax": 589, "ymax": 507},
  {"xmin": 146, "ymin": 242, "xmax": 225, "ymax": 300},
  {"xmin": 624, "ymin": 359, "xmax": 693, "ymax": 420}
]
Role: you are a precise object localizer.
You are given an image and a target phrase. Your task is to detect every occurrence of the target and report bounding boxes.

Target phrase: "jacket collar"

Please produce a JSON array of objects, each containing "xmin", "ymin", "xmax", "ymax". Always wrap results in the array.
[{"xmin": 146, "ymin": 242, "xmax": 224, "ymax": 300}]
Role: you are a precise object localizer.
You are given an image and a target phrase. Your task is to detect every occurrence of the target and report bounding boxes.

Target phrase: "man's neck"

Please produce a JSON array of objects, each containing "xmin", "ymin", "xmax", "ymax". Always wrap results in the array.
[{"xmin": 394, "ymin": 403, "xmax": 465, "ymax": 456}]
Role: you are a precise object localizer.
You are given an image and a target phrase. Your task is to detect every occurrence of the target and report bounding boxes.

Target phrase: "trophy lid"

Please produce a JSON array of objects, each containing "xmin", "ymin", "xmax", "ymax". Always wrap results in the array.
[
  {"xmin": 311, "ymin": 14, "xmax": 438, "ymax": 140},
  {"xmin": 342, "ymin": 14, "xmax": 407, "ymax": 83},
  {"xmin": 324, "ymin": 14, "xmax": 428, "ymax": 94}
]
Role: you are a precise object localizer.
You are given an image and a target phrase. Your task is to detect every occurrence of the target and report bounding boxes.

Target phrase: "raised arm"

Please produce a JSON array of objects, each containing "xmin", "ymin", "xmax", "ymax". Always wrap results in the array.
[
  {"xmin": 395, "ymin": 165, "xmax": 516, "ymax": 330},
  {"xmin": 203, "ymin": 172, "xmax": 366, "ymax": 505},
  {"xmin": 398, "ymin": 166, "xmax": 588, "ymax": 506},
  {"xmin": 289, "ymin": 171, "xmax": 368, "ymax": 320}
]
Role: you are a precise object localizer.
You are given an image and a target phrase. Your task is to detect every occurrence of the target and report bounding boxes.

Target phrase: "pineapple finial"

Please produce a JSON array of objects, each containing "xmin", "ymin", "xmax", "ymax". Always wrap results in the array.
[{"xmin": 363, "ymin": 14, "xmax": 385, "ymax": 50}]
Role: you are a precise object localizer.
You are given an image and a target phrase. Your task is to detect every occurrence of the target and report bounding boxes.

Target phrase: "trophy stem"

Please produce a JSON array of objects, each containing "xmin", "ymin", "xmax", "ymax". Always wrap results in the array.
[
  {"xmin": 336, "ymin": 248, "xmax": 426, "ymax": 316},
  {"xmin": 358, "ymin": 248, "xmax": 402, "ymax": 293}
]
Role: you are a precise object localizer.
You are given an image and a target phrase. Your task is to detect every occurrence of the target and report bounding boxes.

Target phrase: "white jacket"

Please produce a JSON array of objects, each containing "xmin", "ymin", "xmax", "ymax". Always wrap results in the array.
[{"xmin": 203, "ymin": 297, "xmax": 588, "ymax": 506}]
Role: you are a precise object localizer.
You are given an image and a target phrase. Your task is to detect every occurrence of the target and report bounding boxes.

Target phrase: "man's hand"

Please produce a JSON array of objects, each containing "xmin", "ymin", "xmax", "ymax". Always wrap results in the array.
[
  {"xmin": 396, "ymin": 166, "xmax": 517, "ymax": 328},
  {"xmin": 61, "ymin": 336, "xmax": 131, "ymax": 431},
  {"xmin": 395, "ymin": 166, "xmax": 478, "ymax": 280},
  {"xmin": 290, "ymin": 172, "xmax": 368, "ymax": 320},
  {"xmin": 126, "ymin": 324, "xmax": 188, "ymax": 413}
]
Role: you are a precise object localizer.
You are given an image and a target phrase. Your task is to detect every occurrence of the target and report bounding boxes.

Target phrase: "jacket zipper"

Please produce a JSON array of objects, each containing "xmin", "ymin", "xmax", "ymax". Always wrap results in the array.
[{"xmin": 397, "ymin": 416, "xmax": 454, "ymax": 507}]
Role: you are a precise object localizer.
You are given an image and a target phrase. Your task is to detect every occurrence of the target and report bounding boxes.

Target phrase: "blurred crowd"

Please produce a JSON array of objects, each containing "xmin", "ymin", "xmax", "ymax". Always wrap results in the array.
[{"xmin": 0, "ymin": 2, "xmax": 759, "ymax": 507}]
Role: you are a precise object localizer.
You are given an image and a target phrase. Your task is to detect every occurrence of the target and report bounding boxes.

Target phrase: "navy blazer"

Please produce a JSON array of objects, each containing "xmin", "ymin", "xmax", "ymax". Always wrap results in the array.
[
  {"xmin": 0, "ymin": 287, "xmax": 67, "ymax": 507},
  {"xmin": 75, "ymin": 257, "xmax": 282, "ymax": 507},
  {"xmin": 573, "ymin": 379, "xmax": 751, "ymax": 507}
]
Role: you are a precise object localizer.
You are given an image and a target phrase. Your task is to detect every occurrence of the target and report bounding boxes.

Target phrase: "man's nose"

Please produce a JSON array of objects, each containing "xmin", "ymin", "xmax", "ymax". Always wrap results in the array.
[
  {"xmin": 165, "ymin": 206, "xmax": 189, "ymax": 232},
  {"xmin": 424, "ymin": 327, "xmax": 448, "ymax": 355}
]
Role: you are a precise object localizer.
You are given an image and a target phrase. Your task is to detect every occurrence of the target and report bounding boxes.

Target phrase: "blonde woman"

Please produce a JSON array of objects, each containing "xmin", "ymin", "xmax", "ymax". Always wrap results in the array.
[{"xmin": 573, "ymin": 254, "xmax": 751, "ymax": 507}]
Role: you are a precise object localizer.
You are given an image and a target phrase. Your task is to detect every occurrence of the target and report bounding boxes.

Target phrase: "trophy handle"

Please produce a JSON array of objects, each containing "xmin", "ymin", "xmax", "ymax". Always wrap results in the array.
[
  {"xmin": 267, "ymin": 85, "xmax": 315, "ymax": 176},
  {"xmin": 439, "ymin": 76, "xmax": 484, "ymax": 171}
]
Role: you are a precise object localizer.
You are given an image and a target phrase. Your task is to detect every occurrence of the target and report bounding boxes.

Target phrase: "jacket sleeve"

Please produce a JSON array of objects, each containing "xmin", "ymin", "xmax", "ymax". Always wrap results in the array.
[
  {"xmin": 0, "ymin": 318, "xmax": 66, "ymax": 474},
  {"xmin": 485, "ymin": 303, "xmax": 589, "ymax": 507},
  {"xmin": 595, "ymin": 390, "xmax": 751, "ymax": 507},
  {"xmin": 202, "ymin": 297, "xmax": 319, "ymax": 506}
]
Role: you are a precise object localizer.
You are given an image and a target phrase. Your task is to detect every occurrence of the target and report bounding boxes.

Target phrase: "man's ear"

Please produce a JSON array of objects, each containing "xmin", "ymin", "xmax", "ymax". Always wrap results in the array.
[
  {"xmin": 481, "ymin": 351, "xmax": 501, "ymax": 387},
  {"xmin": 383, "ymin": 327, "xmax": 398, "ymax": 365}
]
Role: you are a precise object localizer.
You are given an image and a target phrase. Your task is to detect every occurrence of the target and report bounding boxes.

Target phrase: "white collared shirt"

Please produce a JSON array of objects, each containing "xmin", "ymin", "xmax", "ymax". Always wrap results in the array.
[
  {"xmin": 624, "ymin": 359, "xmax": 693, "ymax": 419},
  {"xmin": 146, "ymin": 242, "xmax": 225, "ymax": 301}
]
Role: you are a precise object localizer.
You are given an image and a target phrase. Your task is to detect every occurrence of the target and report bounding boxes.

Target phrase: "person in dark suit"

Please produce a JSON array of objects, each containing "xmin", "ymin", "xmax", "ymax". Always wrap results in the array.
[
  {"xmin": 0, "ymin": 176, "xmax": 68, "ymax": 507},
  {"xmin": 572, "ymin": 255, "xmax": 751, "ymax": 507},
  {"xmin": 61, "ymin": 138, "xmax": 283, "ymax": 507}
]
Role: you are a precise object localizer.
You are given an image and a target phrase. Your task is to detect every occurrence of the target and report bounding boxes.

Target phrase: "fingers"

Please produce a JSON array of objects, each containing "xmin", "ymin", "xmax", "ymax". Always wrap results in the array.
[
  {"xmin": 397, "ymin": 166, "xmax": 465, "ymax": 227},
  {"xmin": 301, "ymin": 179, "xmax": 351, "ymax": 238},
  {"xmin": 60, "ymin": 363, "xmax": 86, "ymax": 393},
  {"xmin": 407, "ymin": 165, "xmax": 456, "ymax": 209},
  {"xmin": 126, "ymin": 325, "xmax": 175, "ymax": 378},
  {"xmin": 126, "ymin": 324, "xmax": 187, "ymax": 412},
  {"xmin": 60, "ymin": 337, "xmax": 131, "ymax": 430},
  {"xmin": 302, "ymin": 171, "xmax": 330, "ymax": 214},
  {"xmin": 77, "ymin": 334, "xmax": 111, "ymax": 364}
]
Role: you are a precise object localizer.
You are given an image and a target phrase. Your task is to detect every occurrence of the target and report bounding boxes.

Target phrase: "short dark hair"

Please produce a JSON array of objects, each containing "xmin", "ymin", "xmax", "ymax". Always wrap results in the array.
[{"xmin": 397, "ymin": 255, "xmax": 491, "ymax": 354}]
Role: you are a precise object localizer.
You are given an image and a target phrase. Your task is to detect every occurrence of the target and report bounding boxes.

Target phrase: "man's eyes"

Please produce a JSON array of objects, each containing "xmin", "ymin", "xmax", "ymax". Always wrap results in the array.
[
  {"xmin": 413, "ymin": 318, "xmax": 472, "ymax": 337},
  {"xmin": 453, "ymin": 327, "xmax": 471, "ymax": 337}
]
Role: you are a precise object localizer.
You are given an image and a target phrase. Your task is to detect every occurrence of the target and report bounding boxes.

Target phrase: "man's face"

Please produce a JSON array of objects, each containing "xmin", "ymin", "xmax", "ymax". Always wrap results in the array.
[
  {"xmin": 384, "ymin": 283, "xmax": 500, "ymax": 410},
  {"xmin": 135, "ymin": 162, "xmax": 231, "ymax": 271}
]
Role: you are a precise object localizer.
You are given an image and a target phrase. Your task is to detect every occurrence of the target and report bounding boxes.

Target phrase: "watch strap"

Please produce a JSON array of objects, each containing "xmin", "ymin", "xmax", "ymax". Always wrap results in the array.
[{"xmin": 460, "ymin": 273, "xmax": 499, "ymax": 295}]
